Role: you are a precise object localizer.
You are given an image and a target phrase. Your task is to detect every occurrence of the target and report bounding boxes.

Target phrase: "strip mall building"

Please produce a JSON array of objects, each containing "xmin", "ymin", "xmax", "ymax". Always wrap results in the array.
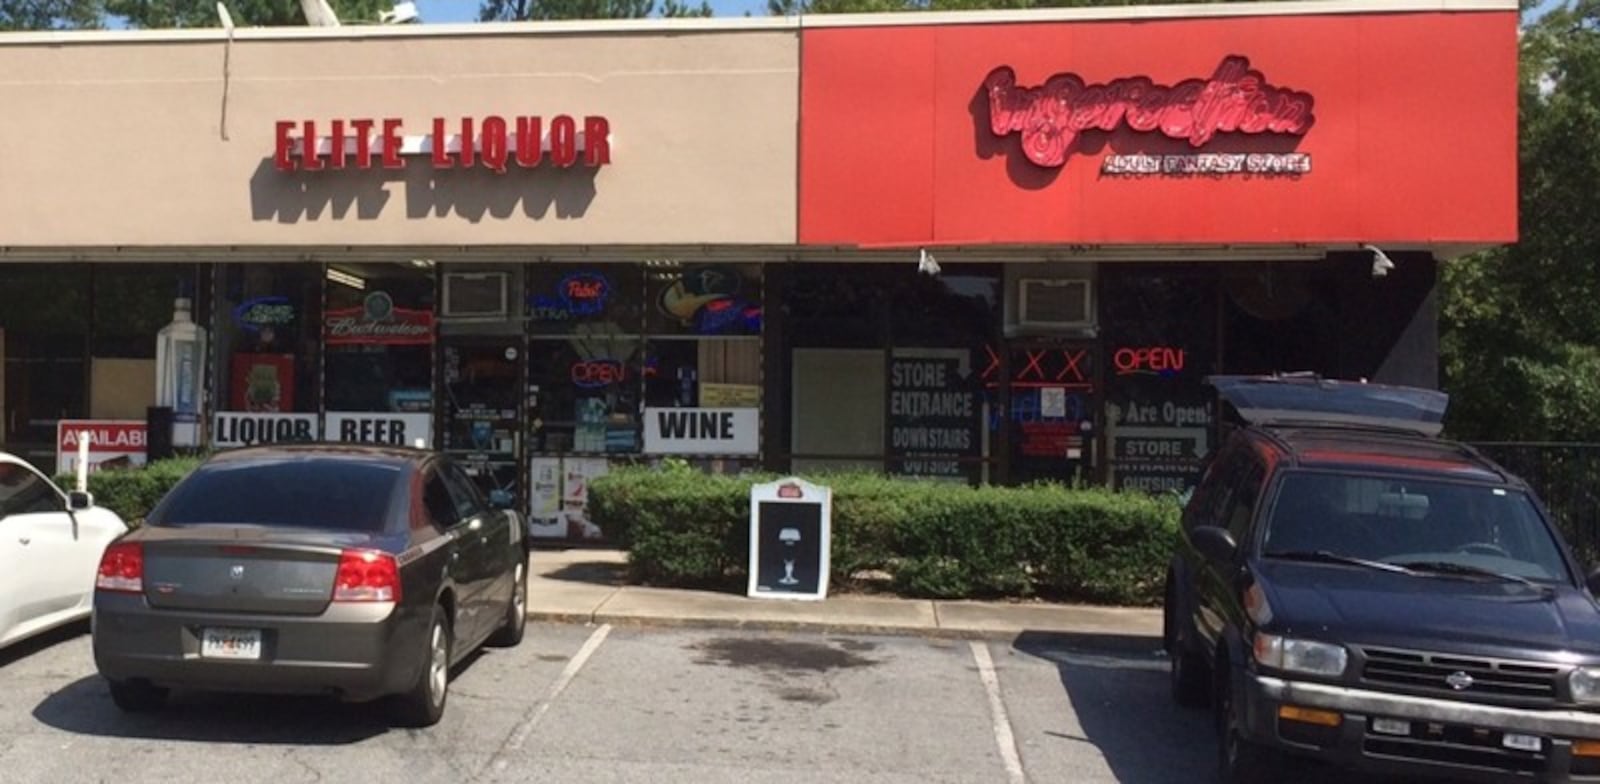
[{"xmin": 0, "ymin": 0, "xmax": 1517, "ymax": 540}]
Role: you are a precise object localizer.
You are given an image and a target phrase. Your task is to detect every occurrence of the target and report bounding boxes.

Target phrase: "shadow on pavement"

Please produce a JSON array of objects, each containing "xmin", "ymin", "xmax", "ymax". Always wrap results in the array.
[
  {"xmin": 32, "ymin": 676, "xmax": 392, "ymax": 745},
  {"xmin": 537, "ymin": 559, "xmax": 628, "ymax": 586},
  {"xmin": 0, "ymin": 620, "xmax": 89, "ymax": 669},
  {"xmin": 32, "ymin": 649, "xmax": 492, "ymax": 745},
  {"xmin": 1012, "ymin": 630, "xmax": 1215, "ymax": 784},
  {"xmin": 1011, "ymin": 631, "xmax": 1402, "ymax": 784}
]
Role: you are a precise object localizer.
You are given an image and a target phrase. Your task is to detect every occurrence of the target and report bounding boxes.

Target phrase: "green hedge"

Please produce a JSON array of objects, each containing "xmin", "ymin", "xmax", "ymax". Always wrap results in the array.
[
  {"xmin": 55, "ymin": 456, "xmax": 204, "ymax": 525},
  {"xmin": 588, "ymin": 466, "xmax": 1181, "ymax": 605}
]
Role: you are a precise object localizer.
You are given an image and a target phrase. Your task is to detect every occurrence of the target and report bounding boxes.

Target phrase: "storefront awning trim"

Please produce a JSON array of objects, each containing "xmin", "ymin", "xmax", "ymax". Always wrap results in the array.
[
  {"xmin": 0, "ymin": 243, "xmax": 1491, "ymax": 264},
  {"xmin": 0, "ymin": 0, "xmax": 1516, "ymax": 47}
]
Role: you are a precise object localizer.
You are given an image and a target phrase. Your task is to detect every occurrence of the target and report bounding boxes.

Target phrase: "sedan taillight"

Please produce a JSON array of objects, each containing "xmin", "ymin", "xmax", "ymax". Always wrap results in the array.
[
  {"xmin": 96, "ymin": 541, "xmax": 144, "ymax": 593},
  {"xmin": 334, "ymin": 549, "xmax": 401, "ymax": 603}
]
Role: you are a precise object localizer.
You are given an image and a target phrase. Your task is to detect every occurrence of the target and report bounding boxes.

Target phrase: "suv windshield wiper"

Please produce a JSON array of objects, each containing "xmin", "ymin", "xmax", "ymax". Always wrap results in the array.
[
  {"xmin": 1392, "ymin": 560, "xmax": 1554, "ymax": 596},
  {"xmin": 1263, "ymin": 550, "xmax": 1417, "ymax": 575}
]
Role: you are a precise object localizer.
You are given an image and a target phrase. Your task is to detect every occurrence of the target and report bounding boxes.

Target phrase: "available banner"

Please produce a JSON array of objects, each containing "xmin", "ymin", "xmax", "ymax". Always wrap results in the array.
[
  {"xmin": 642, "ymin": 407, "xmax": 758, "ymax": 455},
  {"xmin": 56, "ymin": 420, "xmax": 147, "ymax": 475}
]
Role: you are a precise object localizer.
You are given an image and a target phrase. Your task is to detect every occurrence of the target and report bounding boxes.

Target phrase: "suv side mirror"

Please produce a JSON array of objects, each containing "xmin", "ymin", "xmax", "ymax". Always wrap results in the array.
[
  {"xmin": 1586, "ymin": 567, "xmax": 1600, "ymax": 598},
  {"xmin": 67, "ymin": 490, "xmax": 94, "ymax": 511},
  {"xmin": 1192, "ymin": 525, "xmax": 1239, "ymax": 563}
]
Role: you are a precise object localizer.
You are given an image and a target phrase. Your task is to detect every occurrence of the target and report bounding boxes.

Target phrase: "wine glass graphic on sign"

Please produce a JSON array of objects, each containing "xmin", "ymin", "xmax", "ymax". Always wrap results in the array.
[{"xmin": 778, "ymin": 527, "xmax": 801, "ymax": 585}]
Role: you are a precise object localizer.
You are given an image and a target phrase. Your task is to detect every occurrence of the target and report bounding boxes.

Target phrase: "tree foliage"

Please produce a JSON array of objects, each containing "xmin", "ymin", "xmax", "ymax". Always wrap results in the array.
[
  {"xmin": 0, "ymin": 0, "xmax": 101, "ymax": 29},
  {"xmin": 1441, "ymin": 1, "xmax": 1600, "ymax": 441},
  {"xmin": 104, "ymin": 0, "xmax": 390, "ymax": 27},
  {"xmin": 767, "ymin": 0, "xmax": 1261, "ymax": 17},
  {"xmin": 479, "ymin": 0, "xmax": 655, "ymax": 20}
]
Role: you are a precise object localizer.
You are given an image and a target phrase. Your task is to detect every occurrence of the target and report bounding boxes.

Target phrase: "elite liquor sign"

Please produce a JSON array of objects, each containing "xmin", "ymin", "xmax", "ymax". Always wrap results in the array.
[{"xmin": 274, "ymin": 115, "xmax": 612, "ymax": 172}]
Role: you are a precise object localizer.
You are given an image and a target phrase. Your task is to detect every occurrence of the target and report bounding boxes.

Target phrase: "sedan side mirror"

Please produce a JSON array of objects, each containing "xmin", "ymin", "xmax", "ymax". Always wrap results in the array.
[
  {"xmin": 1192, "ymin": 525, "xmax": 1239, "ymax": 563},
  {"xmin": 67, "ymin": 490, "xmax": 94, "ymax": 511},
  {"xmin": 488, "ymin": 489, "xmax": 514, "ymax": 510}
]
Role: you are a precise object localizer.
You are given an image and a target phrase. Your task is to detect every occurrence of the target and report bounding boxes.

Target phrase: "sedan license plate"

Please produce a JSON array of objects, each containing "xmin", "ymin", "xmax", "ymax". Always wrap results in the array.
[{"xmin": 200, "ymin": 628, "xmax": 262, "ymax": 660}]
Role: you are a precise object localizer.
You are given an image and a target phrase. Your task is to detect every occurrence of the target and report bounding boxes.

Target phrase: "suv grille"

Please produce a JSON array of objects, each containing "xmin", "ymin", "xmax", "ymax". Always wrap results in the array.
[{"xmin": 1360, "ymin": 647, "xmax": 1560, "ymax": 703}]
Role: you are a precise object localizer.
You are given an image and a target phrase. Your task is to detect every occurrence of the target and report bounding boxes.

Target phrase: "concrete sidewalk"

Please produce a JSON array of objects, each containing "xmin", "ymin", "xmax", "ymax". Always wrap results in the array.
[{"xmin": 528, "ymin": 547, "xmax": 1163, "ymax": 648}]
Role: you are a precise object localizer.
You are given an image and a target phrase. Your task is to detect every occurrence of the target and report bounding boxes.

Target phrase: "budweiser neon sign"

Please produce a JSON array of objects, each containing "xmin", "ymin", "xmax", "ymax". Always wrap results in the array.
[{"xmin": 984, "ymin": 56, "xmax": 1315, "ymax": 168}]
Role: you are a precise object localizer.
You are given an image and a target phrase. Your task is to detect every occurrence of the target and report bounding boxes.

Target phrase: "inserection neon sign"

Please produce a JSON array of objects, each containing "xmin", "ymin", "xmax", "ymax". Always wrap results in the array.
[{"xmin": 984, "ymin": 56, "xmax": 1315, "ymax": 168}]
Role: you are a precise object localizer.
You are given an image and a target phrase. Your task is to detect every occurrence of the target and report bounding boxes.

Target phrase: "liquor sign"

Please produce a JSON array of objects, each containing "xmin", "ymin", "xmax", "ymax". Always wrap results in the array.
[
  {"xmin": 56, "ymin": 420, "xmax": 147, "ymax": 475},
  {"xmin": 984, "ymin": 55, "xmax": 1315, "ymax": 169},
  {"xmin": 643, "ymin": 407, "xmax": 759, "ymax": 455},
  {"xmin": 213, "ymin": 412, "xmax": 318, "ymax": 449},
  {"xmin": 274, "ymin": 115, "xmax": 612, "ymax": 172},
  {"xmin": 747, "ymin": 477, "xmax": 831, "ymax": 601}
]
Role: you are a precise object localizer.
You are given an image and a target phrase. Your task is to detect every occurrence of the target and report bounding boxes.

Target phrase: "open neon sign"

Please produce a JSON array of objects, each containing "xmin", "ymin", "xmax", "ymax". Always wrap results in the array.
[{"xmin": 1113, "ymin": 347, "xmax": 1186, "ymax": 377}]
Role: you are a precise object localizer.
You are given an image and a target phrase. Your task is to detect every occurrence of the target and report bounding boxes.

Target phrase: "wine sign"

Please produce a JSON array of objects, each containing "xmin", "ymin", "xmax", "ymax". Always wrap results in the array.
[{"xmin": 747, "ymin": 477, "xmax": 831, "ymax": 601}]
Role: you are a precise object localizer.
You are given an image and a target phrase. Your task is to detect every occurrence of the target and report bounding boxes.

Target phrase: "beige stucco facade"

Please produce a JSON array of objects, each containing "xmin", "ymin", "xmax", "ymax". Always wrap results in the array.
[{"xmin": 0, "ymin": 23, "xmax": 799, "ymax": 250}]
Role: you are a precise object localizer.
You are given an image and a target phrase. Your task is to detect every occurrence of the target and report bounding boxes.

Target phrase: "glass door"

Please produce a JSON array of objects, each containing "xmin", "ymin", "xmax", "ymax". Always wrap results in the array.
[
  {"xmin": 439, "ymin": 337, "xmax": 524, "ymax": 507},
  {"xmin": 999, "ymin": 341, "xmax": 1101, "ymax": 485}
]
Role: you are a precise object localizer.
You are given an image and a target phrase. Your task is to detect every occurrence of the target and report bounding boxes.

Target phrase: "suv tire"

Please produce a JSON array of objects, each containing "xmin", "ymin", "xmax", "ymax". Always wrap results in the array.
[
  {"xmin": 1214, "ymin": 655, "xmax": 1280, "ymax": 784},
  {"xmin": 1167, "ymin": 579, "xmax": 1210, "ymax": 708}
]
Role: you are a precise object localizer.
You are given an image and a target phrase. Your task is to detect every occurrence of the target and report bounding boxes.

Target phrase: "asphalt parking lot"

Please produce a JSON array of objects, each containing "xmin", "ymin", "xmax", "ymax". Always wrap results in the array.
[{"xmin": 0, "ymin": 621, "xmax": 1348, "ymax": 784}]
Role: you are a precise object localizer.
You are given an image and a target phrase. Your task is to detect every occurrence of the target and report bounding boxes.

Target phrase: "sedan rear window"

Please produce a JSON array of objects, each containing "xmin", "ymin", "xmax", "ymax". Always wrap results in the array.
[{"xmin": 152, "ymin": 459, "xmax": 403, "ymax": 531}]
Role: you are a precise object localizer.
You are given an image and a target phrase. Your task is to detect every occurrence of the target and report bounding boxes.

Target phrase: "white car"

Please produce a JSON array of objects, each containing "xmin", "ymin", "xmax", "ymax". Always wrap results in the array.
[{"xmin": 0, "ymin": 453, "xmax": 128, "ymax": 649}]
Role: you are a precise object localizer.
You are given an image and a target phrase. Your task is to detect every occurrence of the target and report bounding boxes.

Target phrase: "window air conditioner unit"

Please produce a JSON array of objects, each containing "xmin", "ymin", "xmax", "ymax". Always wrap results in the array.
[
  {"xmin": 1017, "ymin": 278, "xmax": 1092, "ymax": 329},
  {"xmin": 442, "ymin": 272, "xmax": 508, "ymax": 320}
]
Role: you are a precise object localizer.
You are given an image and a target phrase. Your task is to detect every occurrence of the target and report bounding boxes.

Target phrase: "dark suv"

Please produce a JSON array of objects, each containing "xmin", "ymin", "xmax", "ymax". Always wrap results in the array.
[{"xmin": 1166, "ymin": 375, "xmax": 1600, "ymax": 784}]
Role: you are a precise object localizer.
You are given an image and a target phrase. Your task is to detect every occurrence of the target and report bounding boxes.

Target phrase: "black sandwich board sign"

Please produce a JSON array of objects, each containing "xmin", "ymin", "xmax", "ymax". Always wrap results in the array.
[{"xmin": 747, "ymin": 477, "xmax": 831, "ymax": 601}]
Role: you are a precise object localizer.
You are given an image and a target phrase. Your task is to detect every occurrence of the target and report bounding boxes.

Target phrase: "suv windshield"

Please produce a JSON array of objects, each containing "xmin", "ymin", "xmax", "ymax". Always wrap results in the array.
[
  {"xmin": 1261, "ymin": 471, "xmax": 1570, "ymax": 583},
  {"xmin": 152, "ymin": 458, "xmax": 403, "ymax": 532}
]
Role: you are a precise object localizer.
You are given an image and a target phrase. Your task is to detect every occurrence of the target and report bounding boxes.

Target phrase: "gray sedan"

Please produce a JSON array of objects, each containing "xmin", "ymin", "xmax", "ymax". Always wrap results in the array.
[{"xmin": 92, "ymin": 445, "xmax": 528, "ymax": 727}]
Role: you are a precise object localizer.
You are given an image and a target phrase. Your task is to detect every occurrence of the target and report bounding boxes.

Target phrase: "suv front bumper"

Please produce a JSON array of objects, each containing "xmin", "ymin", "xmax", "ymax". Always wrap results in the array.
[{"xmin": 1245, "ymin": 674, "xmax": 1600, "ymax": 783}]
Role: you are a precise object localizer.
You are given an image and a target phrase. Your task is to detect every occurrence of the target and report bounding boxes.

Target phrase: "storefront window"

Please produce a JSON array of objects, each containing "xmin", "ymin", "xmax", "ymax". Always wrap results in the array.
[
  {"xmin": 783, "ymin": 264, "xmax": 998, "ymax": 481},
  {"xmin": 887, "ymin": 268, "xmax": 999, "ymax": 483},
  {"xmin": 526, "ymin": 264, "xmax": 643, "ymax": 337},
  {"xmin": 213, "ymin": 264, "xmax": 322, "ymax": 425},
  {"xmin": 1101, "ymin": 266, "xmax": 1219, "ymax": 494},
  {"xmin": 524, "ymin": 261, "xmax": 764, "ymax": 543},
  {"xmin": 0, "ymin": 267, "xmax": 90, "ymax": 466},
  {"xmin": 323, "ymin": 262, "xmax": 435, "ymax": 448}
]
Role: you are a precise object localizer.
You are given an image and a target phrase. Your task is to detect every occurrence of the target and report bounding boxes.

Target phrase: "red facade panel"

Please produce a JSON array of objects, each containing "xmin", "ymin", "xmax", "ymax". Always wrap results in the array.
[{"xmin": 798, "ymin": 11, "xmax": 1518, "ymax": 248}]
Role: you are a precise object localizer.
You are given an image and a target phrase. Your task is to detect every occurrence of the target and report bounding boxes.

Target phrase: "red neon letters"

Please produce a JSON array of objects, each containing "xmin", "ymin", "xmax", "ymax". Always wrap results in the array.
[
  {"xmin": 274, "ymin": 115, "xmax": 612, "ymax": 172},
  {"xmin": 984, "ymin": 56, "xmax": 1315, "ymax": 168},
  {"xmin": 1113, "ymin": 347, "xmax": 1186, "ymax": 376}
]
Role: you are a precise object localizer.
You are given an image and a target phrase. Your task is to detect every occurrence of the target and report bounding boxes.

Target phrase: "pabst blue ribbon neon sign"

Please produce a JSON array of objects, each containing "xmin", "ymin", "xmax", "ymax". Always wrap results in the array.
[{"xmin": 984, "ymin": 56, "xmax": 1315, "ymax": 168}]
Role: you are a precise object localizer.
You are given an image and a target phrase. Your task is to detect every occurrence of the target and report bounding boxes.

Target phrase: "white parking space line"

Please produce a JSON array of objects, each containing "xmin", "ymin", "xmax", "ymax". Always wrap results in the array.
[
  {"xmin": 488, "ymin": 623, "xmax": 611, "ymax": 773},
  {"xmin": 971, "ymin": 640, "xmax": 1028, "ymax": 784}
]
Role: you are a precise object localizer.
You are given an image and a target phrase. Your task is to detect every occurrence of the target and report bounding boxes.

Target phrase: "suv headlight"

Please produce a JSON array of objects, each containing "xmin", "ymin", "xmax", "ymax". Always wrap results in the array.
[
  {"xmin": 1570, "ymin": 668, "xmax": 1600, "ymax": 704},
  {"xmin": 1254, "ymin": 633, "xmax": 1348, "ymax": 677}
]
